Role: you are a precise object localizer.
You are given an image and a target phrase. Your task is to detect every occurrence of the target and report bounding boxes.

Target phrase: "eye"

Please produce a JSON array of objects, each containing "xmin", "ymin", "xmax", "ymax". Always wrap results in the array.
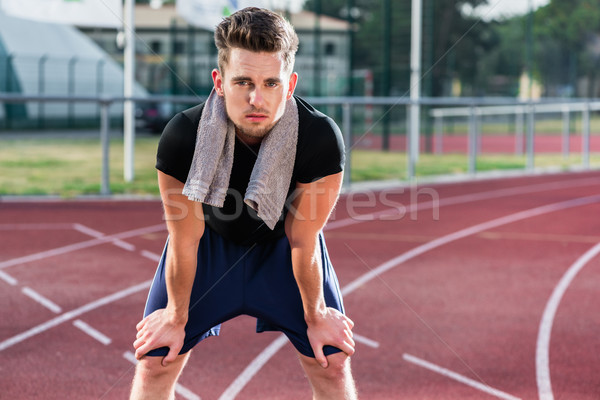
[{"xmin": 266, "ymin": 82, "xmax": 278, "ymax": 88}]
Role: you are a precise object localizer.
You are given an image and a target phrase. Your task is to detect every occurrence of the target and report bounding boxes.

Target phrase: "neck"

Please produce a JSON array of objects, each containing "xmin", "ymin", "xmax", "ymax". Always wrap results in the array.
[{"xmin": 235, "ymin": 128, "xmax": 265, "ymax": 147}]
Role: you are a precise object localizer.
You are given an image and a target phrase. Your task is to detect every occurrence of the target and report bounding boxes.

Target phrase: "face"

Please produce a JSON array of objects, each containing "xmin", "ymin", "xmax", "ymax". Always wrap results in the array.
[{"xmin": 212, "ymin": 48, "xmax": 298, "ymax": 145}]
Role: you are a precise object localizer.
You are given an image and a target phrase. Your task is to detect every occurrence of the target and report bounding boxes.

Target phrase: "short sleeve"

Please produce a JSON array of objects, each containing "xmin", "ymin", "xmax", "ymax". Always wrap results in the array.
[
  {"xmin": 295, "ymin": 115, "xmax": 346, "ymax": 184},
  {"xmin": 155, "ymin": 111, "xmax": 198, "ymax": 184}
]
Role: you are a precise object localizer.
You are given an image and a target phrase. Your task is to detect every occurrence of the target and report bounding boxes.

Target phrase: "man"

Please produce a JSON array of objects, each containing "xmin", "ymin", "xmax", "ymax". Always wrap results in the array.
[{"xmin": 130, "ymin": 7, "xmax": 357, "ymax": 399}]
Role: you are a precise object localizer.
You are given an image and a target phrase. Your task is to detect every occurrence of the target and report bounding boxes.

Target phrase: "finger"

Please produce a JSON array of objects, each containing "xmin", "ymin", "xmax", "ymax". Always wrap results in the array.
[
  {"xmin": 341, "ymin": 340, "xmax": 355, "ymax": 357},
  {"xmin": 133, "ymin": 336, "xmax": 145, "ymax": 350},
  {"xmin": 344, "ymin": 330, "xmax": 355, "ymax": 347},
  {"xmin": 313, "ymin": 345, "xmax": 328, "ymax": 369},
  {"xmin": 136, "ymin": 328, "xmax": 145, "ymax": 339},
  {"xmin": 136, "ymin": 317, "xmax": 147, "ymax": 331},
  {"xmin": 344, "ymin": 316, "xmax": 355, "ymax": 329},
  {"xmin": 162, "ymin": 345, "xmax": 182, "ymax": 367},
  {"xmin": 134, "ymin": 344, "xmax": 148, "ymax": 360}
]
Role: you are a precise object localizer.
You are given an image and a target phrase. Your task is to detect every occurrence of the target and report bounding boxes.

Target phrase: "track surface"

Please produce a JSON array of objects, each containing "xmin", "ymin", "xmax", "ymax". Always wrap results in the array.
[{"xmin": 1, "ymin": 170, "xmax": 599, "ymax": 399}]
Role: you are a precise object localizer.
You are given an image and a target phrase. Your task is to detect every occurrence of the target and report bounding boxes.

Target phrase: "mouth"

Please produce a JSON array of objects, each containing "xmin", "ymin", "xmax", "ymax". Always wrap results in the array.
[{"xmin": 245, "ymin": 113, "xmax": 269, "ymax": 123}]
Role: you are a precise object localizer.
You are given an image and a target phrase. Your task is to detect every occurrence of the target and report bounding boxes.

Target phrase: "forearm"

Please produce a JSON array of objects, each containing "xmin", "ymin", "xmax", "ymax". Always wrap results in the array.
[
  {"xmin": 158, "ymin": 170, "xmax": 205, "ymax": 325},
  {"xmin": 164, "ymin": 237, "xmax": 202, "ymax": 323},
  {"xmin": 290, "ymin": 236, "xmax": 327, "ymax": 322}
]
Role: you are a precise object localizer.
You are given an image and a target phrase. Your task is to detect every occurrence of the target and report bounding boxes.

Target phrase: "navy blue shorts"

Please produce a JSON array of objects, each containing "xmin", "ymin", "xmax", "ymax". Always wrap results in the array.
[{"xmin": 143, "ymin": 227, "xmax": 345, "ymax": 358}]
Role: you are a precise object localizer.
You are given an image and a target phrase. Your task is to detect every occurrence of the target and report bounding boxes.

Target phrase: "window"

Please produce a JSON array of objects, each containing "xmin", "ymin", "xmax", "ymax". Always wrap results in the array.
[
  {"xmin": 150, "ymin": 40, "xmax": 162, "ymax": 54},
  {"xmin": 174, "ymin": 41, "xmax": 186, "ymax": 54},
  {"xmin": 324, "ymin": 42, "xmax": 336, "ymax": 56}
]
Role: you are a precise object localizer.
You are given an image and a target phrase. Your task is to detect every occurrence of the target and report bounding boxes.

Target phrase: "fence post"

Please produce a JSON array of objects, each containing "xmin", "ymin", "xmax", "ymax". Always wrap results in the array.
[
  {"xmin": 96, "ymin": 59, "xmax": 106, "ymax": 124},
  {"xmin": 562, "ymin": 105, "xmax": 570, "ymax": 160},
  {"xmin": 582, "ymin": 101, "xmax": 590, "ymax": 169},
  {"xmin": 100, "ymin": 99, "xmax": 111, "ymax": 196},
  {"xmin": 515, "ymin": 106, "xmax": 524, "ymax": 155},
  {"xmin": 526, "ymin": 104, "xmax": 535, "ymax": 171},
  {"xmin": 38, "ymin": 54, "xmax": 48, "ymax": 129},
  {"xmin": 468, "ymin": 106, "xmax": 477, "ymax": 175},
  {"xmin": 434, "ymin": 114, "xmax": 443, "ymax": 154},
  {"xmin": 407, "ymin": 103, "xmax": 416, "ymax": 180},
  {"xmin": 342, "ymin": 102, "xmax": 352, "ymax": 187},
  {"xmin": 68, "ymin": 57, "xmax": 77, "ymax": 128}
]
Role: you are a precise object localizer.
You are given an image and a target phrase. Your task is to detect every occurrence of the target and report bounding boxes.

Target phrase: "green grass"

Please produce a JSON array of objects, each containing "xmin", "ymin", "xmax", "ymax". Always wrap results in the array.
[
  {"xmin": 0, "ymin": 136, "xmax": 161, "ymax": 197},
  {"xmin": 350, "ymin": 150, "xmax": 600, "ymax": 182},
  {"xmin": 0, "ymin": 136, "xmax": 598, "ymax": 197}
]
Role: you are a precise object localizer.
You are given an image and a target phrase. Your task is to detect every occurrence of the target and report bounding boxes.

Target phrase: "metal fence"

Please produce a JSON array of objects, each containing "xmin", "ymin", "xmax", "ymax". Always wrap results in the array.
[{"xmin": 0, "ymin": 93, "xmax": 598, "ymax": 195}]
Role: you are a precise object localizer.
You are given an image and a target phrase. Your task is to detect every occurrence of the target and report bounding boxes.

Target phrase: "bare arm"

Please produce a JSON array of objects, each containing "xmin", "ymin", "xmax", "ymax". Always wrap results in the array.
[
  {"xmin": 285, "ymin": 172, "xmax": 355, "ymax": 368},
  {"xmin": 134, "ymin": 171, "xmax": 205, "ymax": 365}
]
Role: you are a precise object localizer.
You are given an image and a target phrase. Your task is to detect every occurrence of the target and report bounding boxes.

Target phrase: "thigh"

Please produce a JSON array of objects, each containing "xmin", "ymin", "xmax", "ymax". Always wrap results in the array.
[
  {"xmin": 248, "ymin": 233, "xmax": 346, "ymax": 357},
  {"xmin": 143, "ymin": 228, "xmax": 246, "ymax": 355}
]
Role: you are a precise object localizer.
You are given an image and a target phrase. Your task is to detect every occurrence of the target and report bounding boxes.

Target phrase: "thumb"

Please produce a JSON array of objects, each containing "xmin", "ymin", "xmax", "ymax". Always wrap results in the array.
[
  {"xmin": 314, "ymin": 346, "xmax": 328, "ymax": 369},
  {"xmin": 162, "ymin": 347, "xmax": 180, "ymax": 367}
]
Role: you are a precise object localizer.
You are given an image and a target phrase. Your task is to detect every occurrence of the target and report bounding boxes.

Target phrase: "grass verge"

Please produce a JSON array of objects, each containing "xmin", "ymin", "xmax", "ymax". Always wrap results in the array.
[{"xmin": 0, "ymin": 136, "xmax": 598, "ymax": 196}]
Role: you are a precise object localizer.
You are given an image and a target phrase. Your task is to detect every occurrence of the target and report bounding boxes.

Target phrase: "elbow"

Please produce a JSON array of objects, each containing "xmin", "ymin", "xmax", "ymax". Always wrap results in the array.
[{"xmin": 285, "ymin": 221, "xmax": 318, "ymax": 250}]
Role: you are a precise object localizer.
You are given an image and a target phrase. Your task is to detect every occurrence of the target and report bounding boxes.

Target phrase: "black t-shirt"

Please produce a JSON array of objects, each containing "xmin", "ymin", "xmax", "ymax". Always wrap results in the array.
[{"xmin": 156, "ymin": 96, "xmax": 345, "ymax": 245}]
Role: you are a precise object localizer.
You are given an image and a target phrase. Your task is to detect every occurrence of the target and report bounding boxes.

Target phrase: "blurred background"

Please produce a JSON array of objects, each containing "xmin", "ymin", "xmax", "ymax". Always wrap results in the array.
[{"xmin": 1, "ymin": 0, "xmax": 599, "ymax": 196}]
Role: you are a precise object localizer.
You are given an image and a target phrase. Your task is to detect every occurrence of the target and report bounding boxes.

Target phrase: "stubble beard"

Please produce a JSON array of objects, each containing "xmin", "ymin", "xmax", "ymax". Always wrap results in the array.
[{"xmin": 223, "ymin": 92, "xmax": 278, "ymax": 144}]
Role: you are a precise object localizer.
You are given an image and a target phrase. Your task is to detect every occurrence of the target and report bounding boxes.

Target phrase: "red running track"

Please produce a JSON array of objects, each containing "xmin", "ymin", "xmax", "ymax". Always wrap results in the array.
[
  {"xmin": 1, "ymin": 170, "xmax": 600, "ymax": 399},
  {"xmin": 352, "ymin": 133, "xmax": 600, "ymax": 154}
]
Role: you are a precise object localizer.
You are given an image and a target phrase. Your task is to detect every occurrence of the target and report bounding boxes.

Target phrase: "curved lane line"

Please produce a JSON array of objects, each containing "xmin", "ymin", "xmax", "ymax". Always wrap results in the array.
[
  {"xmin": 536, "ymin": 242, "xmax": 600, "ymax": 400},
  {"xmin": 0, "ymin": 280, "xmax": 151, "ymax": 351},
  {"xmin": 219, "ymin": 193, "xmax": 600, "ymax": 399},
  {"xmin": 327, "ymin": 176, "xmax": 600, "ymax": 231},
  {"xmin": 0, "ymin": 223, "xmax": 165, "ymax": 270}
]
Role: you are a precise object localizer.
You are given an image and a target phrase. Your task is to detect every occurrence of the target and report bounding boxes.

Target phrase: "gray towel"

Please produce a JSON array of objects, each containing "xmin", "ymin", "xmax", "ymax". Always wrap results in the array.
[{"xmin": 182, "ymin": 89, "xmax": 298, "ymax": 230}]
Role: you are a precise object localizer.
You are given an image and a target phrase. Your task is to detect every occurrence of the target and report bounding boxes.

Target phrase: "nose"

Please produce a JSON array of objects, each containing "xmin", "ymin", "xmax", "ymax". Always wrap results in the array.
[{"xmin": 249, "ymin": 86, "xmax": 264, "ymax": 108}]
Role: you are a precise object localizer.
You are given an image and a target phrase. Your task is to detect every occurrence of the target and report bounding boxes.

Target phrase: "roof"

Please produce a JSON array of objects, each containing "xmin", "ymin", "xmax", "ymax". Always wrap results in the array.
[{"xmin": 133, "ymin": 4, "xmax": 350, "ymax": 31}]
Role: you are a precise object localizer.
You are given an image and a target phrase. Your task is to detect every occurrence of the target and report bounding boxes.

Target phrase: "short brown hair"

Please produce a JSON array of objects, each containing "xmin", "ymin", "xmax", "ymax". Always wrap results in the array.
[{"xmin": 214, "ymin": 7, "xmax": 299, "ymax": 75}]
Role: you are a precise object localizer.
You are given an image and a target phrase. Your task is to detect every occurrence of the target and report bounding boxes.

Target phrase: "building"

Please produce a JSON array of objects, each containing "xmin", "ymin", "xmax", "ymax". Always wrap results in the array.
[
  {"xmin": 0, "ymin": 7, "xmax": 147, "ymax": 128},
  {"xmin": 81, "ymin": 4, "xmax": 351, "ymax": 97}
]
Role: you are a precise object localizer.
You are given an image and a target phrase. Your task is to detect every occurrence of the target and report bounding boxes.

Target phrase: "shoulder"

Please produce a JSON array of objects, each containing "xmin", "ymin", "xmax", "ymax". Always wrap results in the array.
[
  {"xmin": 296, "ymin": 96, "xmax": 343, "ymax": 147},
  {"xmin": 156, "ymin": 102, "xmax": 205, "ymax": 183},
  {"xmin": 293, "ymin": 96, "xmax": 345, "ymax": 183}
]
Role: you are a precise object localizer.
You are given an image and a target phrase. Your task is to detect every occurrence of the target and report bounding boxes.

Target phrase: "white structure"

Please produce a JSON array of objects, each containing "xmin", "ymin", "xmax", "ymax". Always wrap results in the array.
[
  {"xmin": 0, "ymin": 8, "xmax": 147, "ymax": 123},
  {"xmin": 82, "ymin": 4, "xmax": 350, "ymax": 97}
]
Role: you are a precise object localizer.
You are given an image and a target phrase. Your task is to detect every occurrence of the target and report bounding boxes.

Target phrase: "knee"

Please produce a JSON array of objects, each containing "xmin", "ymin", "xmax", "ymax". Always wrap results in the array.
[
  {"xmin": 136, "ymin": 357, "xmax": 166, "ymax": 379},
  {"xmin": 135, "ymin": 355, "xmax": 184, "ymax": 382},
  {"xmin": 302, "ymin": 352, "xmax": 352, "ymax": 383},
  {"xmin": 321, "ymin": 354, "xmax": 351, "ymax": 382}
]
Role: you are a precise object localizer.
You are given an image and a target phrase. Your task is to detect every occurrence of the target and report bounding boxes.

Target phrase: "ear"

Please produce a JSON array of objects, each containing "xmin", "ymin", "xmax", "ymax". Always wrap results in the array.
[
  {"xmin": 286, "ymin": 72, "xmax": 298, "ymax": 100},
  {"xmin": 212, "ymin": 69, "xmax": 224, "ymax": 96}
]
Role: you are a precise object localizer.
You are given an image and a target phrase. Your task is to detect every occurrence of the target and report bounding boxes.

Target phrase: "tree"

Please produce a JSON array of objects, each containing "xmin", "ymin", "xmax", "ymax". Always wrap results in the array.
[
  {"xmin": 304, "ymin": 0, "xmax": 493, "ymax": 97},
  {"xmin": 534, "ymin": 0, "xmax": 600, "ymax": 96}
]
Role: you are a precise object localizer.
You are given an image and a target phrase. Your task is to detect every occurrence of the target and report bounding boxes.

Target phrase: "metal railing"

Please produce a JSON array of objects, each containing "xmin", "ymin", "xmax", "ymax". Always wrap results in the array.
[
  {"xmin": 430, "ymin": 100, "xmax": 600, "ymax": 174},
  {"xmin": 0, "ymin": 94, "xmax": 598, "ymax": 195}
]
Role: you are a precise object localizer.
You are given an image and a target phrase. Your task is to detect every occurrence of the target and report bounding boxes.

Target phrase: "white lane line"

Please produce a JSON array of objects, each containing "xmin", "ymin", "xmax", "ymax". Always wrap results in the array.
[
  {"xmin": 0, "ymin": 223, "xmax": 75, "ymax": 230},
  {"xmin": 73, "ymin": 223, "xmax": 136, "ymax": 252},
  {"xmin": 536, "ymin": 242, "xmax": 600, "ymax": 400},
  {"xmin": 327, "ymin": 176, "xmax": 600, "ymax": 230},
  {"xmin": 113, "ymin": 240, "xmax": 136, "ymax": 252},
  {"xmin": 353, "ymin": 333, "xmax": 380, "ymax": 349},
  {"xmin": 0, "ymin": 224, "xmax": 165, "ymax": 270},
  {"xmin": 0, "ymin": 280, "xmax": 151, "ymax": 352},
  {"xmin": 140, "ymin": 250, "xmax": 161, "ymax": 263},
  {"xmin": 72, "ymin": 223, "xmax": 107, "ymax": 238},
  {"xmin": 403, "ymin": 353, "xmax": 522, "ymax": 400},
  {"xmin": 218, "ymin": 335, "xmax": 288, "ymax": 400},
  {"xmin": 217, "ymin": 331, "xmax": 381, "ymax": 400},
  {"xmin": 341, "ymin": 194, "xmax": 600, "ymax": 296},
  {"xmin": 73, "ymin": 319, "xmax": 112, "ymax": 346},
  {"xmin": 21, "ymin": 287, "xmax": 62, "ymax": 314},
  {"xmin": 0, "ymin": 270, "xmax": 18, "ymax": 285},
  {"xmin": 219, "ymin": 193, "xmax": 600, "ymax": 399},
  {"xmin": 123, "ymin": 351, "xmax": 201, "ymax": 400}
]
